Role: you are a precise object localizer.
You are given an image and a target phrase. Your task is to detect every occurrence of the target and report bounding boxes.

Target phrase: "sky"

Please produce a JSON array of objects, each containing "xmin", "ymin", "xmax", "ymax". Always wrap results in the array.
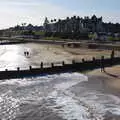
[{"xmin": 0, "ymin": 0, "xmax": 120, "ymax": 29}]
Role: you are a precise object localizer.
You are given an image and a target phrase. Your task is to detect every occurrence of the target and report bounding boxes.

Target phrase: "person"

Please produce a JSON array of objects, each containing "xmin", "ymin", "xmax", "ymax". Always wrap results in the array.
[
  {"xmin": 26, "ymin": 51, "xmax": 29, "ymax": 56},
  {"xmin": 101, "ymin": 56, "xmax": 105, "ymax": 72},
  {"xmin": 111, "ymin": 49, "xmax": 115, "ymax": 59},
  {"xmin": 24, "ymin": 51, "xmax": 26, "ymax": 56},
  {"xmin": 111, "ymin": 49, "xmax": 115, "ymax": 65}
]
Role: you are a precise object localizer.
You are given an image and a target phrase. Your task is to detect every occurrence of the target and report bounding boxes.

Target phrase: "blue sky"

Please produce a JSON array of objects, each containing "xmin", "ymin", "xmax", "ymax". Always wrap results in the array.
[
  {"xmin": 48, "ymin": 0, "xmax": 120, "ymax": 11},
  {"xmin": 0, "ymin": 0, "xmax": 120, "ymax": 29}
]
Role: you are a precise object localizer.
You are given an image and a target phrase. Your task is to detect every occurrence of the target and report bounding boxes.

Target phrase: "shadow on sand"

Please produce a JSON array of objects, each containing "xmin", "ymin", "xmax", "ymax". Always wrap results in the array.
[{"xmin": 104, "ymin": 71, "xmax": 119, "ymax": 78}]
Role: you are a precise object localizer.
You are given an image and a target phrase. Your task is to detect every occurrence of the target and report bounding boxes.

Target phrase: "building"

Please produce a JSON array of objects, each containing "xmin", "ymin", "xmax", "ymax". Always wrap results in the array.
[{"xmin": 44, "ymin": 15, "xmax": 104, "ymax": 33}]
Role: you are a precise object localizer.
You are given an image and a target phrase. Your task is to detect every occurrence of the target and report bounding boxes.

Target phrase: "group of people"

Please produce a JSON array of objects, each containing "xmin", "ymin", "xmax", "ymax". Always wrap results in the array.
[
  {"xmin": 24, "ymin": 51, "xmax": 30, "ymax": 56},
  {"xmin": 23, "ymin": 49, "xmax": 115, "ymax": 72}
]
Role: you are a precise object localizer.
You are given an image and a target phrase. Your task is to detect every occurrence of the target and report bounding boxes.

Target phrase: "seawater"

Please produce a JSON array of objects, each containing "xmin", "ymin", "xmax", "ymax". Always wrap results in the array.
[{"xmin": 0, "ymin": 73, "xmax": 119, "ymax": 120}]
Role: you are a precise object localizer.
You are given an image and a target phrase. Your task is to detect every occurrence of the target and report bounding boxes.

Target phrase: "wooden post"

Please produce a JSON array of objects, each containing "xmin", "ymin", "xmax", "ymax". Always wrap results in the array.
[
  {"xmin": 82, "ymin": 58, "xmax": 85, "ymax": 63},
  {"xmin": 92, "ymin": 57, "xmax": 96, "ymax": 64},
  {"xmin": 17, "ymin": 67, "xmax": 20, "ymax": 71},
  {"xmin": 92, "ymin": 57, "xmax": 95, "ymax": 61},
  {"xmin": 41, "ymin": 62, "xmax": 43, "ymax": 69},
  {"xmin": 51, "ymin": 63, "xmax": 54, "ymax": 68},
  {"xmin": 72, "ymin": 60, "xmax": 75, "ymax": 64},
  {"xmin": 62, "ymin": 61, "xmax": 65, "ymax": 66},
  {"xmin": 92, "ymin": 57, "xmax": 96, "ymax": 68},
  {"xmin": 29, "ymin": 66, "xmax": 32, "ymax": 70},
  {"xmin": 101, "ymin": 56, "xmax": 104, "ymax": 60}
]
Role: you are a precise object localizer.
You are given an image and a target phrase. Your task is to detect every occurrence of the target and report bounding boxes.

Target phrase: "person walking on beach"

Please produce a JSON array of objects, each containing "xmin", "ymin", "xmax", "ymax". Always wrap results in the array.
[
  {"xmin": 24, "ymin": 51, "xmax": 30, "ymax": 57},
  {"xmin": 101, "ymin": 56, "xmax": 105, "ymax": 72},
  {"xmin": 111, "ymin": 49, "xmax": 115, "ymax": 65},
  {"xmin": 26, "ymin": 51, "xmax": 29, "ymax": 56},
  {"xmin": 111, "ymin": 49, "xmax": 115, "ymax": 58},
  {"xmin": 24, "ymin": 51, "xmax": 26, "ymax": 56}
]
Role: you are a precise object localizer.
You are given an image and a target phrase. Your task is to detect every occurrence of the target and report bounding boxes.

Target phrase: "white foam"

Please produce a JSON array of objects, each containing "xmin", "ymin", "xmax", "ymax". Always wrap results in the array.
[
  {"xmin": 0, "ymin": 72, "xmax": 120, "ymax": 119},
  {"xmin": 75, "ymin": 90, "xmax": 120, "ymax": 117},
  {"xmin": 46, "ymin": 73, "xmax": 120, "ymax": 120},
  {"xmin": 0, "ymin": 76, "xmax": 53, "ymax": 87},
  {"xmin": 54, "ymin": 73, "xmax": 88, "ymax": 90},
  {"xmin": 0, "ymin": 90, "xmax": 20, "ymax": 120},
  {"xmin": 47, "ymin": 91, "xmax": 91, "ymax": 120}
]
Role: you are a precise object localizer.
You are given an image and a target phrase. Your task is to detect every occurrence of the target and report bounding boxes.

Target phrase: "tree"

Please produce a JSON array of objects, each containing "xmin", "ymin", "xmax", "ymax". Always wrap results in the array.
[
  {"xmin": 51, "ymin": 20, "xmax": 53, "ymax": 23},
  {"xmin": 54, "ymin": 19, "xmax": 56, "ymax": 22}
]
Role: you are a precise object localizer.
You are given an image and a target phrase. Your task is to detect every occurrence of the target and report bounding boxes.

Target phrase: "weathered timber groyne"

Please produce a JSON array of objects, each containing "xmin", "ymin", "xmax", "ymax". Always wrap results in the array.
[
  {"xmin": 63, "ymin": 42, "xmax": 120, "ymax": 50},
  {"xmin": 0, "ymin": 56, "xmax": 120, "ymax": 80}
]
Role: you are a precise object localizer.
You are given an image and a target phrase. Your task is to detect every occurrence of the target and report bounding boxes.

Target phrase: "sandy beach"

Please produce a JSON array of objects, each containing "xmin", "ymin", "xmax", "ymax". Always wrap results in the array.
[
  {"xmin": 66, "ymin": 66, "xmax": 120, "ymax": 120},
  {"xmin": 87, "ymin": 65, "xmax": 120, "ymax": 92},
  {"xmin": 0, "ymin": 43, "xmax": 120, "ymax": 120},
  {"xmin": 0, "ymin": 43, "xmax": 117, "ymax": 70}
]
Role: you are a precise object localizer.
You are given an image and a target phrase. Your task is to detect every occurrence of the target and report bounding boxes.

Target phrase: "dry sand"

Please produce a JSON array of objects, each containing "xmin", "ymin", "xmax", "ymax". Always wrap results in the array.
[{"xmin": 24, "ymin": 43, "xmax": 119, "ymax": 62}]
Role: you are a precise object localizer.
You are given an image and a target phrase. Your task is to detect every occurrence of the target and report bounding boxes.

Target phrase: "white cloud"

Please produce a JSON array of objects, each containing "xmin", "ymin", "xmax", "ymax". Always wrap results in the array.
[
  {"xmin": 0, "ymin": 0, "xmax": 77, "ymax": 29},
  {"xmin": 0, "ymin": 0, "xmax": 119, "ymax": 29}
]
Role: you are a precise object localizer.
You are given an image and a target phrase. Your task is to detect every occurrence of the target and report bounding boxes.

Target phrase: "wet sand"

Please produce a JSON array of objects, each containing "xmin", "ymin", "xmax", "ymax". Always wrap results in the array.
[
  {"xmin": 87, "ymin": 65, "xmax": 120, "ymax": 93},
  {"xmin": 87, "ymin": 66, "xmax": 120, "ymax": 120},
  {"xmin": 68, "ymin": 66, "xmax": 120, "ymax": 120}
]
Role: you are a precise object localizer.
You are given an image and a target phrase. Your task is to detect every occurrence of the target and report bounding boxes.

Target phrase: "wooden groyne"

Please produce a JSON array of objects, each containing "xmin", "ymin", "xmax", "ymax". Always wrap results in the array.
[
  {"xmin": 0, "ymin": 56, "xmax": 120, "ymax": 80},
  {"xmin": 63, "ymin": 42, "xmax": 120, "ymax": 50}
]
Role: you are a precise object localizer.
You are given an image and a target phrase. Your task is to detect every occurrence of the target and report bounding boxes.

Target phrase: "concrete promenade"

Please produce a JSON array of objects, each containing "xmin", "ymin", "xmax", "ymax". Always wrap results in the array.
[{"xmin": 1, "ymin": 37, "xmax": 120, "ymax": 50}]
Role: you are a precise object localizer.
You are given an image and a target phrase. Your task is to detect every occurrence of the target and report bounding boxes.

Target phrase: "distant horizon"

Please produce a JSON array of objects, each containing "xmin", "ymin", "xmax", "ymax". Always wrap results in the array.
[{"xmin": 0, "ymin": 0, "xmax": 120, "ymax": 29}]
